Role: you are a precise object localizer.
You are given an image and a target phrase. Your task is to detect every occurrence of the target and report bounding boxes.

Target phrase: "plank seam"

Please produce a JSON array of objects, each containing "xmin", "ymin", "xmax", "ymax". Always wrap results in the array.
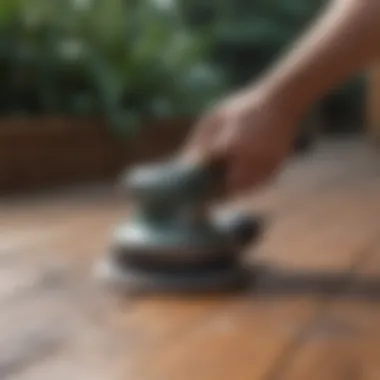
[{"xmin": 262, "ymin": 233, "xmax": 380, "ymax": 380}]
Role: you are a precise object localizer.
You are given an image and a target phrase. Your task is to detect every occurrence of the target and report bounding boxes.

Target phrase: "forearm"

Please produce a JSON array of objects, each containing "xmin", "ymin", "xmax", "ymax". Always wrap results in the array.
[{"xmin": 255, "ymin": 0, "xmax": 380, "ymax": 120}]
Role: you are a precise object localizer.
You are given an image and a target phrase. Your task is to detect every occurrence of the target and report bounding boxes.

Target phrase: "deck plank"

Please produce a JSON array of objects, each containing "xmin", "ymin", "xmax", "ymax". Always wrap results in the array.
[
  {"xmin": 270, "ymin": 240, "xmax": 380, "ymax": 380},
  {"xmin": 135, "ymin": 167, "xmax": 380, "ymax": 380},
  {"xmin": 1, "ymin": 138, "xmax": 380, "ymax": 380}
]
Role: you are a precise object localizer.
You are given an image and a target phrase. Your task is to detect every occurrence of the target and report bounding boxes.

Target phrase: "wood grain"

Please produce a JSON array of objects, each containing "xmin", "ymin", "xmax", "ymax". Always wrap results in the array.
[
  {"xmin": 272, "ymin": 240, "xmax": 380, "ymax": 380},
  {"xmin": 1, "ymin": 137, "xmax": 380, "ymax": 380}
]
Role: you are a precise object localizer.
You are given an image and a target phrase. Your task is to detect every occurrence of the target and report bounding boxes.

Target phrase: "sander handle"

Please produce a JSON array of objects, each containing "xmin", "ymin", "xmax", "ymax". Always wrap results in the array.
[{"xmin": 178, "ymin": 150, "xmax": 229, "ymax": 199}]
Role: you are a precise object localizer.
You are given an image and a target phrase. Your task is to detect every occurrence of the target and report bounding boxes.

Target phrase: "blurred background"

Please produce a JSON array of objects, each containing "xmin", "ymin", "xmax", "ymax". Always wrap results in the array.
[{"xmin": 0, "ymin": 0, "xmax": 367, "ymax": 193}]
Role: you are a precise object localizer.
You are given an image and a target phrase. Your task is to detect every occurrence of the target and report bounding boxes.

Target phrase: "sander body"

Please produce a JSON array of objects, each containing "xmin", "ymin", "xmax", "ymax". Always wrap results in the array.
[{"xmin": 97, "ymin": 157, "xmax": 264, "ymax": 294}]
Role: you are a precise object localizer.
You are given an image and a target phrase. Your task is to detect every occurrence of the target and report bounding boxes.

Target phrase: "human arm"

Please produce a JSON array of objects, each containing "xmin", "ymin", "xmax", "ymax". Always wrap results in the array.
[
  {"xmin": 261, "ymin": 0, "xmax": 380, "ymax": 120},
  {"xmin": 183, "ymin": 0, "xmax": 380, "ymax": 193}
]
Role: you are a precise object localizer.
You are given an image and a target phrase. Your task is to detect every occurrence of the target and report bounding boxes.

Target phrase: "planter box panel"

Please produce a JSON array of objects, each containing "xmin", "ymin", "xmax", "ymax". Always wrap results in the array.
[{"xmin": 0, "ymin": 117, "xmax": 193, "ymax": 192}]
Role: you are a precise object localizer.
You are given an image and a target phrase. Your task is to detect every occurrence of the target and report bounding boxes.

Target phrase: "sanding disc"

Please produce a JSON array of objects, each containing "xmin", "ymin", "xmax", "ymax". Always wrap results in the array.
[{"xmin": 95, "ymin": 255, "xmax": 250, "ymax": 294}]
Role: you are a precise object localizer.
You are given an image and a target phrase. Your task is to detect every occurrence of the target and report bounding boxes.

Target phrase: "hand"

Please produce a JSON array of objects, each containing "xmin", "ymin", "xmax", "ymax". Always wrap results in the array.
[{"xmin": 182, "ymin": 86, "xmax": 301, "ymax": 195}]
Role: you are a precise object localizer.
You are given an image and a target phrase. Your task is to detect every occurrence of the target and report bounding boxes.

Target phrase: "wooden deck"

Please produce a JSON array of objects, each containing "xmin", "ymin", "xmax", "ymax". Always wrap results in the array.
[{"xmin": 2, "ymin": 136, "xmax": 380, "ymax": 380}]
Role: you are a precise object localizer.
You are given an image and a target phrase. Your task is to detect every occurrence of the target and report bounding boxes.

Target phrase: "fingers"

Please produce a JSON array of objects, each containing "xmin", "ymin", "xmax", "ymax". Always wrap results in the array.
[
  {"xmin": 181, "ymin": 112, "xmax": 223, "ymax": 158},
  {"xmin": 223, "ymin": 134, "xmax": 283, "ymax": 195},
  {"xmin": 179, "ymin": 108, "xmax": 285, "ymax": 197},
  {"xmin": 227, "ymin": 161, "xmax": 272, "ymax": 195}
]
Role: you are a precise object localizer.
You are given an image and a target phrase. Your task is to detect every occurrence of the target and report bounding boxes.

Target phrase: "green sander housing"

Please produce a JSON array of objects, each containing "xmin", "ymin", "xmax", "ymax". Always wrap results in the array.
[{"xmin": 97, "ymin": 157, "xmax": 264, "ymax": 294}]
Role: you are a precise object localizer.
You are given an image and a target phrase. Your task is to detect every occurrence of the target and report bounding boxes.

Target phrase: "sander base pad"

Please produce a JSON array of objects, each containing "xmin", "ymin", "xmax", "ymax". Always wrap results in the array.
[{"xmin": 95, "ymin": 255, "xmax": 250, "ymax": 294}]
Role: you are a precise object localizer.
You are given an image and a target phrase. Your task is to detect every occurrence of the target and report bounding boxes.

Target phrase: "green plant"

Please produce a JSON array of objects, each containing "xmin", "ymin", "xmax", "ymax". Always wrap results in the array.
[
  {"xmin": 0, "ymin": 0, "xmax": 364, "ymax": 134},
  {"xmin": 178, "ymin": 0, "xmax": 365, "ymax": 130},
  {"xmin": 0, "ymin": 0, "xmax": 227, "ymax": 135},
  {"xmin": 178, "ymin": 0, "xmax": 326, "ymax": 84}
]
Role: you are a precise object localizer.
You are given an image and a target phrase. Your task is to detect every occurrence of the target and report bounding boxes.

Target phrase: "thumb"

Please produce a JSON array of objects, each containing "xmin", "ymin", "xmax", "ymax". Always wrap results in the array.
[{"xmin": 211, "ymin": 117, "xmax": 237, "ymax": 159}]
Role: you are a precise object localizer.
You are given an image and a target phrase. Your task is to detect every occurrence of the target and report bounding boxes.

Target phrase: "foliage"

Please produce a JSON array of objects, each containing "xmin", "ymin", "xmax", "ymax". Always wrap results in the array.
[
  {"xmin": 177, "ymin": 0, "xmax": 326, "ymax": 84},
  {"xmin": 0, "ymin": 0, "xmax": 227, "ymax": 135},
  {"xmin": 177, "ymin": 0, "xmax": 365, "ymax": 129},
  {"xmin": 0, "ymin": 0, "xmax": 365, "ymax": 134}
]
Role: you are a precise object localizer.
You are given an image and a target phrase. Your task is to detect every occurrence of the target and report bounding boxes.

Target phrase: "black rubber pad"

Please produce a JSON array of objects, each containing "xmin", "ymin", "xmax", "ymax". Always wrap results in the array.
[
  {"xmin": 96, "ymin": 256, "xmax": 250, "ymax": 294},
  {"xmin": 112, "ymin": 248, "xmax": 237, "ymax": 273}
]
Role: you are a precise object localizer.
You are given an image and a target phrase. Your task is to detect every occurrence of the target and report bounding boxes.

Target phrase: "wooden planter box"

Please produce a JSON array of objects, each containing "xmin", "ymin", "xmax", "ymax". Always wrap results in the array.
[
  {"xmin": 0, "ymin": 116, "xmax": 194, "ymax": 192},
  {"xmin": 367, "ymin": 65, "xmax": 380, "ymax": 142}
]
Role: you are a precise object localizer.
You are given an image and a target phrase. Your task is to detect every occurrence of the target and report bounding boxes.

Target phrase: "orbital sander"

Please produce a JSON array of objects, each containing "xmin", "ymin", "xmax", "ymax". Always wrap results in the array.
[{"xmin": 97, "ymin": 155, "xmax": 264, "ymax": 294}]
